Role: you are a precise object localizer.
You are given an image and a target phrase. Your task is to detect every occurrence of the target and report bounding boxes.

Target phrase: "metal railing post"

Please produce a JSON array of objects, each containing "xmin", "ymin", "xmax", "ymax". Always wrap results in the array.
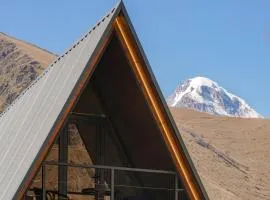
[
  {"xmin": 175, "ymin": 174, "xmax": 178, "ymax": 200},
  {"xmin": 111, "ymin": 168, "xmax": 115, "ymax": 200}
]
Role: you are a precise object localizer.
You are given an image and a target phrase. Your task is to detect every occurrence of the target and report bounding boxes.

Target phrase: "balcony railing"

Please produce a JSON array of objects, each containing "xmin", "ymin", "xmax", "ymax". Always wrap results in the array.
[{"xmin": 25, "ymin": 161, "xmax": 186, "ymax": 200}]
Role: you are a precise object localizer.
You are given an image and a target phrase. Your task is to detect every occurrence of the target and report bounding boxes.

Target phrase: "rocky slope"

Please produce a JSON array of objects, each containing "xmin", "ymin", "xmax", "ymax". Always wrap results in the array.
[
  {"xmin": 167, "ymin": 76, "xmax": 262, "ymax": 118},
  {"xmin": 0, "ymin": 32, "xmax": 55, "ymax": 112}
]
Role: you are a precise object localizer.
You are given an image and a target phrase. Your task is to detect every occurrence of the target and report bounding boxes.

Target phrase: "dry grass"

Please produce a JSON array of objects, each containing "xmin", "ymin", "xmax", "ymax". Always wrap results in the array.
[{"xmin": 170, "ymin": 108, "xmax": 270, "ymax": 200}]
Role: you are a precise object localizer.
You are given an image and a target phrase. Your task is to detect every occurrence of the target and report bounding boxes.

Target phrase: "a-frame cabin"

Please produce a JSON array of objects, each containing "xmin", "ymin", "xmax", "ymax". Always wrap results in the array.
[{"xmin": 0, "ymin": 2, "xmax": 209, "ymax": 200}]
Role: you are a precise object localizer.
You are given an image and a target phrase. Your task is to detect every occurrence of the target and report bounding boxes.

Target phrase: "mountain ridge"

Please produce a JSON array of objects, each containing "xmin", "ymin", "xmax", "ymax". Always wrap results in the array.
[
  {"xmin": 0, "ymin": 32, "xmax": 55, "ymax": 112},
  {"xmin": 167, "ymin": 76, "xmax": 262, "ymax": 118},
  {"xmin": 0, "ymin": 32, "xmax": 56, "ymax": 58}
]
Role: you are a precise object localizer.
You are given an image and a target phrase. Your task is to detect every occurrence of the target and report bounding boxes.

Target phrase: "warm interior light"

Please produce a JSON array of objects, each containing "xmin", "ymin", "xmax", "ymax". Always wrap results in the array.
[{"xmin": 115, "ymin": 16, "xmax": 201, "ymax": 200}]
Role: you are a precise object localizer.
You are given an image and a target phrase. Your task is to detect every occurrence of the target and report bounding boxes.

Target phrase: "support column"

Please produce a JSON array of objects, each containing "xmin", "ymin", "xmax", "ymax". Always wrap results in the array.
[
  {"xmin": 58, "ymin": 126, "xmax": 68, "ymax": 197},
  {"xmin": 95, "ymin": 124, "xmax": 106, "ymax": 183},
  {"xmin": 42, "ymin": 163, "xmax": 46, "ymax": 200},
  {"xmin": 111, "ymin": 169, "xmax": 115, "ymax": 200}
]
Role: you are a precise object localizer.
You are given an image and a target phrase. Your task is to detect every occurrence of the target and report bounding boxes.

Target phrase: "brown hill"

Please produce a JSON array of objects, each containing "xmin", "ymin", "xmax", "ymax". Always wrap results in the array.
[
  {"xmin": 170, "ymin": 108, "xmax": 270, "ymax": 200},
  {"xmin": 1, "ymin": 32, "xmax": 270, "ymax": 199},
  {"xmin": 0, "ymin": 32, "xmax": 55, "ymax": 112}
]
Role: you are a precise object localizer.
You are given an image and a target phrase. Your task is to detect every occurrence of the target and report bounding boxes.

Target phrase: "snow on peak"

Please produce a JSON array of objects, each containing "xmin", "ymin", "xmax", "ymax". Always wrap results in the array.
[
  {"xmin": 189, "ymin": 76, "xmax": 218, "ymax": 88},
  {"xmin": 167, "ymin": 76, "xmax": 263, "ymax": 118}
]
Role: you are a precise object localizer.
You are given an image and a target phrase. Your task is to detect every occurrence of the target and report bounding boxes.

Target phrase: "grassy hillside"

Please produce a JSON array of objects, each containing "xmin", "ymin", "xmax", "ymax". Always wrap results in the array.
[{"xmin": 171, "ymin": 108, "xmax": 270, "ymax": 200}]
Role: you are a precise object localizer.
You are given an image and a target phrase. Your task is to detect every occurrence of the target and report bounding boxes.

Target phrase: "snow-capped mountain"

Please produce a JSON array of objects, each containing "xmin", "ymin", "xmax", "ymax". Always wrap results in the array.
[{"xmin": 167, "ymin": 76, "xmax": 262, "ymax": 118}]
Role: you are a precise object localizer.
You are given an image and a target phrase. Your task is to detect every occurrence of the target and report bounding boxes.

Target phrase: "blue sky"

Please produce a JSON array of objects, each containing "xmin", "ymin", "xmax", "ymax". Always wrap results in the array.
[{"xmin": 2, "ymin": 0, "xmax": 270, "ymax": 117}]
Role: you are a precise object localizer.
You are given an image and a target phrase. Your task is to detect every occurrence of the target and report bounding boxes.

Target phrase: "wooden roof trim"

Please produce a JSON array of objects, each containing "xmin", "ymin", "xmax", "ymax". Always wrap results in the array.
[{"xmin": 113, "ymin": 13, "xmax": 208, "ymax": 200}]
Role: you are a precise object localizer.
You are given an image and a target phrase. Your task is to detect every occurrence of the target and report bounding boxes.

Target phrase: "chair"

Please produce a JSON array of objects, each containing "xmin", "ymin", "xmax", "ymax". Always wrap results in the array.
[
  {"xmin": 81, "ymin": 188, "xmax": 99, "ymax": 200},
  {"xmin": 123, "ymin": 196, "xmax": 152, "ymax": 200}
]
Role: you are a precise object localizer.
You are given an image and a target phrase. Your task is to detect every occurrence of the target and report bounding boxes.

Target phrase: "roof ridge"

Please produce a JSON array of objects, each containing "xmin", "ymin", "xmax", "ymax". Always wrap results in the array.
[{"xmin": 0, "ymin": 4, "xmax": 120, "ymax": 119}]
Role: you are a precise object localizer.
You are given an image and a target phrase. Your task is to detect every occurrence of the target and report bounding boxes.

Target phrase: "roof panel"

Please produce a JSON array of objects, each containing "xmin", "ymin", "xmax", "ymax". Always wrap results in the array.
[{"xmin": 0, "ymin": 2, "xmax": 121, "ymax": 199}]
